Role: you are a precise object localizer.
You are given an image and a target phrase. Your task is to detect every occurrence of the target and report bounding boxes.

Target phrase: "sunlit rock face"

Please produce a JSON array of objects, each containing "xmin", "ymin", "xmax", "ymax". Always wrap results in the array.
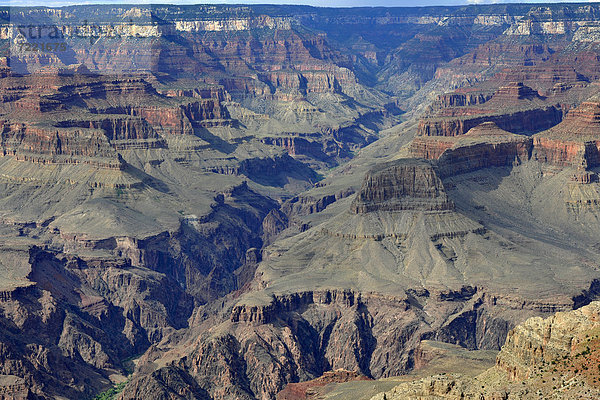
[
  {"xmin": 352, "ymin": 159, "xmax": 454, "ymax": 213},
  {"xmin": 2, "ymin": 3, "xmax": 600, "ymax": 400}
]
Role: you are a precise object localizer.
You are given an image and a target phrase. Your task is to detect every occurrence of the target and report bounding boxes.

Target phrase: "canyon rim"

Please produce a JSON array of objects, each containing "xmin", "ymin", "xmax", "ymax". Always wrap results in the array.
[{"xmin": 1, "ymin": 2, "xmax": 600, "ymax": 399}]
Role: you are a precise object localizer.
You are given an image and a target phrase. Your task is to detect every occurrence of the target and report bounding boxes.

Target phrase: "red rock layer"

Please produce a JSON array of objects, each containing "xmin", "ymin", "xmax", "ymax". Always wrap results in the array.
[
  {"xmin": 417, "ymin": 106, "xmax": 561, "ymax": 137},
  {"xmin": 410, "ymin": 137, "xmax": 456, "ymax": 160},
  {"xmin": 0, "ymin": 122, "xmax": 123, "ymax": 169},
  {"xmin": 494, "ymin": 65, "xmax": 584, "ymax": 86},
  {"xmin": 414, "ymin": 95, "xmax": 600, "ymax": 179},
  {"xmin": 135, "ymin": 99, "xmax": 230, "ymax": 135},
  {"xmin": 276, "ymin": 370, "xmax": 370, "ymax": 400},
  {"xmin": 417, "ymin": 82, "xmax": 560, "ymax": 137},
  {"xmin": 532, "ymin": 137, "xmax": 600, "ymax": 169},
  {"xmin": 555, "ymin": 100, "xmax": 600, "ymax": 135},
  {"xmin": 531, "ymin": 97, "xmax": 600, "ymax": 169},
  {"xmin": 491, "ymin": 82, "xmax": 540, "ymax": 100},
  {"xmin": 411, "ymin": 123, "xmax": 533, "ymax": 177}
]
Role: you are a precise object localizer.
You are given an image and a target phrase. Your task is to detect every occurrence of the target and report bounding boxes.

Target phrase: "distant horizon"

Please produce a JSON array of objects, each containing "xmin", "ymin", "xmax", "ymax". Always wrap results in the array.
[{"xmin": 3, "ymin": 0, "xmax": 600, "ymax": 8}]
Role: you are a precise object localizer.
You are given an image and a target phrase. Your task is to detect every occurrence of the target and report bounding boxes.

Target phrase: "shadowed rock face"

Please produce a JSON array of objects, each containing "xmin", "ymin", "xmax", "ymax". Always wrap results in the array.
[
  {"xmin": 351, "ymin": 159, "xmax": 453, "ymax": 213},
  {"xmin": 4, "ymin": 3, "xmax": 600, "ymax": 400},
  {"xmin": 533, "ymin": 97, "xmax": 600, "ymax": 169},
  {"xmin": 359, "ymin": 301, "xmax": 600, "ymax": 400},
  {"xmin": 416, "ymin": 82, "xmax": 562, "ymax": 138},
  {"xmin": 411, "ymin": 122, "xmax": 533, "ymax": 172}
]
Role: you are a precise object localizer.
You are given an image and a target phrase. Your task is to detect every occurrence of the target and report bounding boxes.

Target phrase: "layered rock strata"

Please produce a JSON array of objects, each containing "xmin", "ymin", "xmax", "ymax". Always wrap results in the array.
[
  {"xmin": 417, "ymin": 83, "xmax": 561, "ymax": 137},
  {"xmin": 533, "ymin": 96, "xmax": 600, "ymax": 170},
  {"xmin": 365, "ymin": 301, "xmax": 600, "ymax": 400},
  {"xmin": 351, "ymin": 159, "xmax": 453, "ymax": 213},
  {"xmin": 411, "ymin": 122, "xmax": 533, "ymax": 177}
]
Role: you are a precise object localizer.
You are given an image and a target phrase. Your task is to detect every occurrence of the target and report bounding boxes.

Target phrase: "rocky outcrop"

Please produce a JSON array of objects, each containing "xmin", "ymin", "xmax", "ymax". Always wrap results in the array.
[
  {"xmin": 55, "ymin": 117, "xmax": 167, "ymax": 150},
  {"xmin": 204, "ymin": 154, "xmax": 320, "ymax": 189},
  {"xmin": 548, "ymin": 98, "xmax": 600, "ymax": 136},
  {"xmin": 161, "ymin": 85, "xmax": 230, "ymax": 101},
  {"xmin": 0, "ymin": 122, "xmax": 124, "ymax": 169},
  {"xmin": 230, "ymin": 290, "xmax": 359, "ymax": 325},
  {"xmin": 410, "ymin": 137, "xmax": 457, "ymax": 160},
  {"xmin": 351, "ymin": 159, "xmax": 453, "ymax": 213},
  {"xmin": 532, "ymin": 136, "xmax": 597, "ymax": 168},
  {"xmin": 532, "ymin": 96, "xmax": 600, "ymax": 170},
  {"xmin": 412, "ymin": 122, "xmax": 533, "ymax": 177},
  {"xmin": 496, "ymin": 301, "xmax": 600, "ymax": 381},
  {"xmin": 262, "ymin": 209, "xmax": 289, "ymax": 246},
  {"xmin": 259, "ymin": 68, "xmax": 354, "ymax": 95},
  {"xmin": 260, "ymin": 136, "xmax": 340, "ymax": 165},
  {"xmin": 133, "ymin": 100, "xmax": 231, "ymax": 135},
  {"xmin": 362, "ymin": 302, "xmax": 600, "ymax": 400},
  {"xmin": 417, "ymin": 104, "xmax": 561, "ymax": 137},
  {"xmin": 281, "ymin": 188, "xmax": 355, "ymax": 218},
  {"xmin": 276, "ymin": 370, "xmax": 370, "ymax": 400},
  {"xmin": 430, "ymin": 91, "xmax": 492, "ymax": 110},
  {"xmin": 490, "ymin": 81, "xmax": 541, "ymax": 100}
]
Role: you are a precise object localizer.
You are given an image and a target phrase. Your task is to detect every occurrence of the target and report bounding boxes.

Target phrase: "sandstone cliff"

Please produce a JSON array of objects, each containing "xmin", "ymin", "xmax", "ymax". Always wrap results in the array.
[{"xmin": 363, "ymin": 301, "xmax": 600, "ymax": 400}]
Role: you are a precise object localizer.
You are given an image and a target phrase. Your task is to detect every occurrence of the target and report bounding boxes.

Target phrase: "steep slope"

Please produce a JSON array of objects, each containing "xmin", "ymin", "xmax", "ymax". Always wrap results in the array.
[
  {"xmin": 118, "ymin": 152, "xmax": 600, "ymax": 399},
  {"xmin": 2, "ymin": 3, "xmax": 600, "ymax": 400},
  {"xmin": 363, "ymin": 301, "xmax": 600, "ymax": 400}
]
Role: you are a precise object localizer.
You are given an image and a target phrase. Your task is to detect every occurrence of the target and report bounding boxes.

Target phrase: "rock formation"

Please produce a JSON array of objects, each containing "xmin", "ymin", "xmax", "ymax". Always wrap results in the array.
[
  {"xmin": 412, "ymin": 122, "xmax": 533, "ymax": 176},
  {"xmin": 351, "ymin": 159, "xmax": 453, "ymax": 213},
  {"xmin": 416, "ymin": 82, "xmax": 562, "ymax": 137},
  {"xmin": 361, "ymin": 301, "xmax": 600, "ymax": 400},
  {"xmin": 533, "ymin": 95, "xmax": 600, "ymax": 170},
  {"xmin": 1, "ymin": 3, "xmax": 600, "ymax": 400}
]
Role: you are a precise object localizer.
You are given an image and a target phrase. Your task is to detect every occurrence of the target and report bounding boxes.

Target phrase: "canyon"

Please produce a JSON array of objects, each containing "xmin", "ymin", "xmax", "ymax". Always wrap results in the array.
[{"xmin": 0, "ymin": 3, "xmax": 599, "ymax": 400}]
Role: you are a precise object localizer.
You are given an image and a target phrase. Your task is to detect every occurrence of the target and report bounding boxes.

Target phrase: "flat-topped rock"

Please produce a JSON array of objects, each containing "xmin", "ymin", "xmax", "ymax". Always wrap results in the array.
[
  {"xmin": 490, "ymin": 82, "xmax": 540, "ymax": 101},
  {"xmin": 533, "ymin": 96, "xmax": 600, "ymax": 169},
  {"xmin": 547, "ymin": 96, "xmax": 600, "ymax": 137},
  {"xmin": 411, "ymin": 122, "xmax": 533, "ymax": 177},
  {"xmin": 351, "ymin": 159, "xmax": 453, "ymax": 213}
]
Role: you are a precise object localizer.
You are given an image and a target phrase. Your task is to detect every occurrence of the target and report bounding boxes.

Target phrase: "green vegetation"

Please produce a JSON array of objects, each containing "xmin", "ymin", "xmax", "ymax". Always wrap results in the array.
[{"xmin": 93, "ymin": 380, "xmax": 129, "ymax": 400}]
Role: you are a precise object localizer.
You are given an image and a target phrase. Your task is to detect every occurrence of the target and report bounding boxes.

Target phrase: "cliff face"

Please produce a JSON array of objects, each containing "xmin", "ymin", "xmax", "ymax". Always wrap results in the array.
[
  {"xmin": 364, "ymin": 301, "xmax": 600, "ymax": 400},
  {"xmin": 497, "ymin": 300, "xmax": 600, "ymax": 382},
  {"xmin": 532, "ymin": 96, "xmax": 600, "ymax": 170},
  {"xmin": 351, "ymin": 159, "xmax": 453, "ymax": 213},
  {"xmin": 416, "ymin": 83, "xmax": 562, "ymax": 137},
  {"xmin": 3, "ymin": 3, "xmax": 600, "ymax": 400},
  {"xmin": 0, "ymin": 122, "xmax": 124, "ymax": 169},
  {"xmin": 411, "ymin": 122, "xmax": 533, "ymax": 177}
]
